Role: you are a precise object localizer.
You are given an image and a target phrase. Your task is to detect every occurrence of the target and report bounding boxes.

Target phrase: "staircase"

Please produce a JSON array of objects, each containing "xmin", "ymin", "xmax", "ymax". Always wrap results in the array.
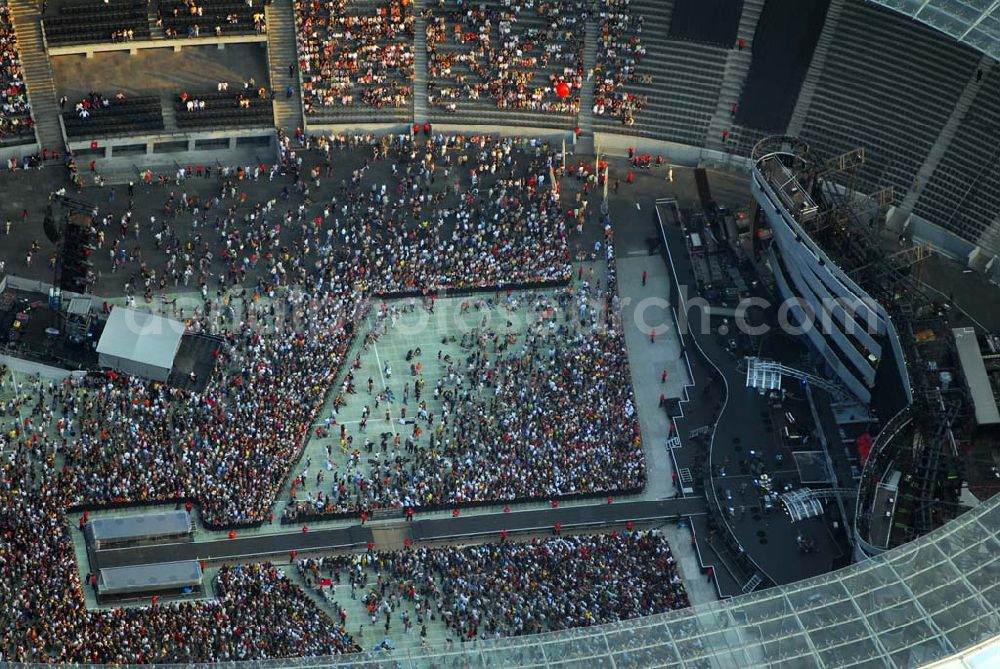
[
  {"xmin": 161, "ymin": 97, "xmax": 178, "ymax": 133},
  {"xmin": 411, "ymin": 0, "xmax": 427, "ymax": 124},
  {"xmin": 786, "ymin": 0, "xmax": 845, "ymax": 137},
  {"xmin": 704, "ymin": 0, "xmax": 763, "ymax": 152},
  {"xmin": 575, "ymin": 16, "xmax": 598, "ymax": 155},
  {"xmin": 895, "ymin": 54, "xmax": 997, "ymax": 217},
  {"xmin": 265, "ymin": 0, "xmax": 304, "ymax": 133},
  {"xmin": 741, "ymin": 572, "xmax": 763, "ymax": 594},
  {"xmin": 148, "ymin": 2, "xmax": 165, "ymax": 39},
  {"xmin": 9, "ymin": 0, "xmax": 64, "ymax": 155}
]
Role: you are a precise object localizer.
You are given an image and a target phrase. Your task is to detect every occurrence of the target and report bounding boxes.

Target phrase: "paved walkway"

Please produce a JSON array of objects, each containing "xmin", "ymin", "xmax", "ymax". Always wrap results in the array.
[
  {"xmin": 617, "ymin": 253, "xmax": 690, "ymax": 501},
  {"xmin": 92, "ymin": 497, "xmax": 704, "ymax": 570}
]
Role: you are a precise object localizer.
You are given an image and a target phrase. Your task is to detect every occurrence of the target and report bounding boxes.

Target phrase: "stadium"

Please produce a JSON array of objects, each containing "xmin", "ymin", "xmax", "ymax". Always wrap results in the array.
[{"xmin": 0, "ymin": 0, "xmax": 999, "ymax": 666}]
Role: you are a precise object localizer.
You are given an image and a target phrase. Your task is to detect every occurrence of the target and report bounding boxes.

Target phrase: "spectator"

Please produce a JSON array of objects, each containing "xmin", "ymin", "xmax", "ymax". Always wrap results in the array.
[
  {"xmin": 425, "ymin": 0, "xmax": 584, "ymax": 116},
  {"xmin": 593, "ymin": 0, "xmax": 646, "ymax": 126},
  {"xmin": 296, "ymin": 0, "xmax": 414, "ymax": 114},
  {"xmin": 0, "ymin": 4, "xmax": 33, "ymax": 141},
  {"xmin": 297, "ymin": 531, "xmax": 690, "ymax": 640},
  {"xmin": 0, "ymin": 130, "xmax": 656, "ymax": 665}
]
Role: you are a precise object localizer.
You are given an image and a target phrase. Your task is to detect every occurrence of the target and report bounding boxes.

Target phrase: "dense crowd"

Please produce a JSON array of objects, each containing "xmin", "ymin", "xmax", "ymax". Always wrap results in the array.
[
  {"xmin": 594, "ymin": 0, "xmax": 646, "ymax": 125},
  {"xmin": 297, "ymin": 531, "xmax": 689, "ymax": 641},
  {"xmin": 2, "ymin": 346, "xmax": 361, "ymax": 661},
  {"xmin": 0, "ymin": 2, "xmax": 32, "ymax": 142},
  {"xmin": 57, "ymin": 291, "xmax": 361, "ymax": 525},
  {"xmin": 0, "ymin": 124, "xmax": 667, "ymax": 662},
  {"xmin": 296, "ymin": 0, "xmax": 414, "ymax": 114},
  {"xmin": 0, "ymin": 465, "xmax": 359, "ymax": 665},
  {"xmin": 8, "ymin": 133, "xmax": 573, "ymax": 532},
  {"xmin": 426, "ymin": 0, "xmax": 584, "ymax": 115},
  {"xmin": 283, "ymin": 274, "xmax": 644, "ymax": 521}
]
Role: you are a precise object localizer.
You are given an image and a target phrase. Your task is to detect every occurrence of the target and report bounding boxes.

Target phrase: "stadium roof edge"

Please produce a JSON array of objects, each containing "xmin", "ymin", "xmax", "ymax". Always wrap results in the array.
[{"xmin": 868, "ymin": 0, "xmax": 1000, "ymax": 60}]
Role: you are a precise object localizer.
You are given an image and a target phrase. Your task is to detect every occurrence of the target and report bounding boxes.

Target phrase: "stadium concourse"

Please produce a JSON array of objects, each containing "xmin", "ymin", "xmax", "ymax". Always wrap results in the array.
[{"xmin": 0, "ymin": 127, "xmax": 725, "ymax": 662}]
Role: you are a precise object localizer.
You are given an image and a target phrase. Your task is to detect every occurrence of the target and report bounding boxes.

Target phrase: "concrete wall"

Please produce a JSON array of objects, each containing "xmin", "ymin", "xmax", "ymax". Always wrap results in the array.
[
  {"xmin": 303, "ymin": 122, "xmax": 575, "ymax": 147},
  {"xmin": 0, "ymin": 141, "xmax": 41, "ymax": 166},
  {"xmin": 4, "ymin": 274, "xmax": 103, "ymax": 306},
  {"xmin": 67, "ymin": 127, "xmax": 276, "ymax": 160},
  {"xmin": 45, "ymin": 33, "xmax": 268, "ymax": 58},
  {"xmin": 595, "ymin": 132, "xmax": 753, "ymax": 171},
  {"xmin": 903, "ymin": 212, "xmax": 977, "ymax": 261}
]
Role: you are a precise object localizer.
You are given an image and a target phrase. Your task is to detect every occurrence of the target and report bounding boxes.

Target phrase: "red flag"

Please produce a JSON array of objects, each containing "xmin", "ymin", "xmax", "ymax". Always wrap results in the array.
[{"xmin": 318, "ymin": 578, "xmax": 332, "ymax": 587}]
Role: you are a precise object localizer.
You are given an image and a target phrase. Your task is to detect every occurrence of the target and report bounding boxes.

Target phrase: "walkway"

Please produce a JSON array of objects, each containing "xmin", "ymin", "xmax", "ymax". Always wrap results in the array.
[
  {"xmin": 705, "ymin": 0, "xmax": 763, "ymax": 151},
  {"xmin": 576, "ymin": 15, "xmax": 598, "ymax": 151},
  {"xmin": 265, "ymin": 0, "xmax": 304, "ymax": 133},
  {"xmin": 786, "ymin": 0, "xmax": 845, "ymax": 137},
  {"xmin": 91, "ymin": 497, "xmax": 705, "ymax": 569},
  {"xmin": 411, "ymin": 0, "xmax": 428, "ymax": 123},
  {"xmin": 617, "ymin": 252, "xmax": 690, "ymax": 500}
]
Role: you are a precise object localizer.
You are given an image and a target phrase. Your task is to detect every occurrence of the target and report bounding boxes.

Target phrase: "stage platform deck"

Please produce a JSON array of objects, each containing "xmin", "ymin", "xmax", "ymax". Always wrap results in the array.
[
  {"xmin": 98, "ymin": 560, "xmax": 202, "ymax": 598},
  {"xmin": 87, "ymin": 510, "xmax": 194, "ymax": 550}
]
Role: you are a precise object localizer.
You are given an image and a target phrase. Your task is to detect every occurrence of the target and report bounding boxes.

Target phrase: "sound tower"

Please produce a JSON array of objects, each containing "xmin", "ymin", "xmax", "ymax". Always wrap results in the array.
[
  {"xmin": 59, "ymin": 213, "xmax": 95, "ymax": 292},
  {"xmin": 43, "ymin": 205, "xmax": 60, "ymax": 244}
]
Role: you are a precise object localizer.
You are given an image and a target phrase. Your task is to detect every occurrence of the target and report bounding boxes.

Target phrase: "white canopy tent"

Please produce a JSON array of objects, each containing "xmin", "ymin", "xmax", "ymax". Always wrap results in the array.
[{"xmin": 96, "ymin": 307, "xmax": 185, "ymax": 382}]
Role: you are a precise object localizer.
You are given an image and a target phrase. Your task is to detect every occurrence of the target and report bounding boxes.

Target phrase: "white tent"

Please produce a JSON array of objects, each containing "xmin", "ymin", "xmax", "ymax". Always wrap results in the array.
[{"xmin": 96, "ymin": 307, "xmax": 185, "ymax": 382}]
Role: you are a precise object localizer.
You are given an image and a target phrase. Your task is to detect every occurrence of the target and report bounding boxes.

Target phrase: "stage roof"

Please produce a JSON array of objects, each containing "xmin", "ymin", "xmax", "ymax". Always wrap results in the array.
[
  {"xmin": 98, "ymin": 560, "xmax": 202, "ymax": 596},
  {"xmin": 89, "ymin": 510, "xmax": 193, "ymax": 545},
  {"xmin": 96, "ymin": 307, "xmax": 185, "ymax": 373},
  {"xmin": 953, "ymin": 327, "xmax": 1000, "ymax": 425}
]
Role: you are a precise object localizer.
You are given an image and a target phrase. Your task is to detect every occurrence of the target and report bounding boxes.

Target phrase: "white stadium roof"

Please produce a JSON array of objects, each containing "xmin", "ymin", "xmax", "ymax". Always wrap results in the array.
[{"xmin": 870, "ymin": 0, "xmax": 1000, "ymax": 59}]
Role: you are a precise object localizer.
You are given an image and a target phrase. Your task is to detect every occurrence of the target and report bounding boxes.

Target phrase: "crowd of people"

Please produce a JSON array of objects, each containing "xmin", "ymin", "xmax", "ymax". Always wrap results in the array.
[
  {"xmin": 296, "ymin": 0, "xmax": 414, "ymax": 115},
  {"xmin": 593, "ymin": 0, "xmax": 646, "ymax": 125},
  {"xmin": 282, "ymin": 272, "xmax": 644, "ymax": 521},
  {"xmin": 426, "ymin": 0, "xmax": 584, "ymax": 115},
  {"xmin": 0, "ymin": 2, "xmax": 33, "ymax": 143},
  {"xmin": 0, "ymin": 471, "xmax": 359, "ymax": 665},
  {"xmin": 158, "ymin": 0, "xmax": 268, "ymax": 39},
  {"xmin": 0, "ymin": 121, "xmax": 670, "ymax": 661},
  {"xmin": 297, "ymin": 531, "xmax": 689, "ymax": 643},
  {"xmin": 66, "ymin": 91, "xmax": 128, "ymax": 120},
  {"xmin": 6, "ymin": 133, "xmax": 577, "ymax": 533}
]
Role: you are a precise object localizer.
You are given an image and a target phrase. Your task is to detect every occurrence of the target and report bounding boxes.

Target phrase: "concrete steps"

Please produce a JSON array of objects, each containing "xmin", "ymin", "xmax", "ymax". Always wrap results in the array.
[
  {"xmin": 576, "ymin": 16, "xmax": 597, "ymax": 139},
  {"xmin": 735, "ymin": 0, "xmax": 765, "ymax": 48},
  {"xmin": 9, "ymin": 0, "xmax": 63, "ymax": 153},
  {"xmin": 704, "ymin": 0, "xmax": 763, "ymax": 151},
  {"xmin": 411, "ymin": 0, "xmax": 427, "ymax": 123},
  {"xmin": 265, "ymin": 0, "xmax": 304, "ymax": 133},
  {"xmin": 161, "ymin": 97, "xmax": 178, "ymax": 133},
  {"xmin": 704, "ymin": 49, "xmax": 751, "ymax": 151},
  {"xmin": 786, "ymin": 0, "xmax": 845, "ymax": 137},
  {"xmin": 148, "ymin": 3, "xmax": 165, "ymax": 40}
]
